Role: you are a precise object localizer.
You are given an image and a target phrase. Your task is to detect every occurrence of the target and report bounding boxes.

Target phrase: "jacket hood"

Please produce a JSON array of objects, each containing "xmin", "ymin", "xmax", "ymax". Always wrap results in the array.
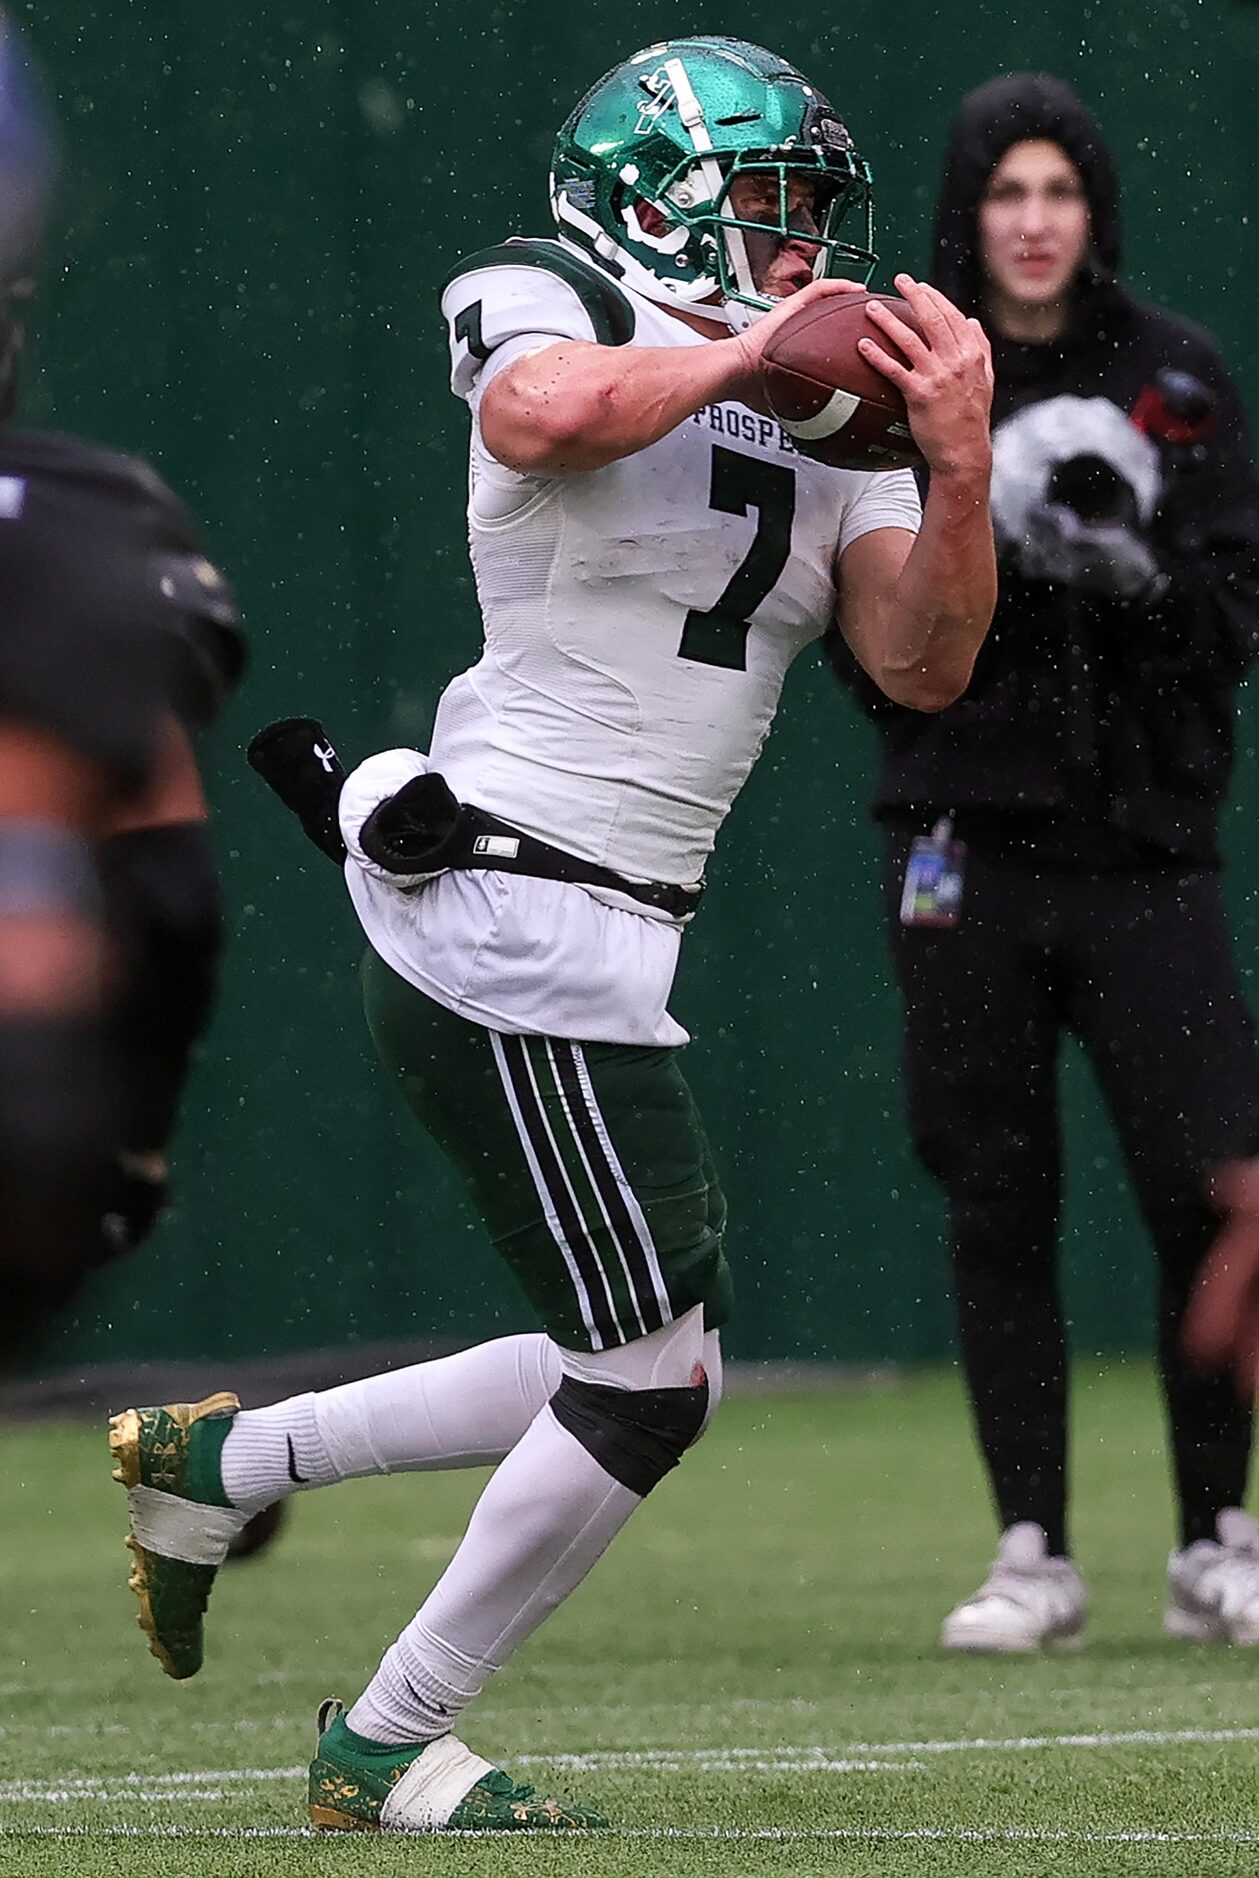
[{"xmin": 930, "ymin": 73, "xmax": 1121, "ymax": 318}]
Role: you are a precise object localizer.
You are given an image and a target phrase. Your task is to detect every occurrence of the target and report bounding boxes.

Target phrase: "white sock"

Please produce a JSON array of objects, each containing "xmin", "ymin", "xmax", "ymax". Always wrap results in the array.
[
  {"xmin": 219, "ymin": 1334, "xmax": 560, "ymax": 1512},
  {"xmin": 346, "ymin": 1404, "xmax": 639, "ymax": 1744}
]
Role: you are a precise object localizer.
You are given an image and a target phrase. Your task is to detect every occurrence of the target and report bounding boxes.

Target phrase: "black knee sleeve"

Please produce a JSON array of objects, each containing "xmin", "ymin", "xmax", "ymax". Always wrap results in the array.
[
  {"xmin": 101, "ymin": 824, "xmax": 223, "ymax": 1152},
  {"xmin": 550, "ymin": 1373, "xmax": 710, "ymax": 1496}
]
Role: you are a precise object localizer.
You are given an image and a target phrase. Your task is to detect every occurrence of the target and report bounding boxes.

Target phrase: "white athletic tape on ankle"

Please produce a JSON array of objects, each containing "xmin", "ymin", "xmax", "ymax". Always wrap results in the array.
[
  {"xmin": 379, "ymin": 1734, "xmax": 495, "ymax": 1831},
  {"xmin": 126, "ymin": 1485, "xmax": 249, "ymax": 1565}
]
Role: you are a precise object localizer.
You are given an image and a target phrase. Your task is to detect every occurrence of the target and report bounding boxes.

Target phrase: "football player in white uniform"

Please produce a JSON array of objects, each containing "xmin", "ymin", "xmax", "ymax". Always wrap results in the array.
[{"xmin": 110, "ymin": 36, "xmax": 995, "ymax": 1833}]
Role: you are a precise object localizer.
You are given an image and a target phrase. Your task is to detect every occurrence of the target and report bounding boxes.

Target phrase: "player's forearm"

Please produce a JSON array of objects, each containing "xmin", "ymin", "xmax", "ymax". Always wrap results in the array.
[
  {"xmin": 481, "ymin": 339, "xmax": 751, "ymax": 474},
  {"xmin": 875, "ymin": 466, "xmax": 996, "ymax": 711}
]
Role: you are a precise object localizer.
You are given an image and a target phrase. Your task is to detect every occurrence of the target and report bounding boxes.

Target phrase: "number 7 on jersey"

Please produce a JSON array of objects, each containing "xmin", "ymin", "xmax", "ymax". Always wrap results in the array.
[{"xmin": 679, "ymin": 445, "xmax": 796, "ymax": 671}]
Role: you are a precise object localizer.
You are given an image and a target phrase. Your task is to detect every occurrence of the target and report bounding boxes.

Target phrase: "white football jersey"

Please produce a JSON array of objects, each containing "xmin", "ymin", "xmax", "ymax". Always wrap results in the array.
[
  {"xmin": 344, "ymin": 238, "xmax": 920, "ymax": 1049},
  {"xmin": 436, "ymin": 237, "xmax": 920, "ymax": 886}
]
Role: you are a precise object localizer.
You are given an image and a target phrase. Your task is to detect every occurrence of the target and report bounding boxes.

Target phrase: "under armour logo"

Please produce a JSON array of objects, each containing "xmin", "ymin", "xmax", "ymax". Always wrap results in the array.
[{"xmin": 312, "ymin": 741, "xmax": 337, "ymax": 773}]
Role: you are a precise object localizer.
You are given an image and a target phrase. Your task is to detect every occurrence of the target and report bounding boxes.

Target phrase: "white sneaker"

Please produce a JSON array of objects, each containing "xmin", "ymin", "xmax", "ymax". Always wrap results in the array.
[
  {"xmin": 1165, "ymin": 1508, "xmax": 1259, "ymax": 1645},
  {"xmin": 941, "ymin": 1522, "xmax": 1088, "ymax": 1654}
]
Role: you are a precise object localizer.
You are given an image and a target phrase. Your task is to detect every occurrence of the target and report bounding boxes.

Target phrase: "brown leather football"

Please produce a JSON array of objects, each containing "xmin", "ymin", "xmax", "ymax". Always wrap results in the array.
[{"xmin": 761, "ymin": 291, "xmax": 925, "ymax": 471}]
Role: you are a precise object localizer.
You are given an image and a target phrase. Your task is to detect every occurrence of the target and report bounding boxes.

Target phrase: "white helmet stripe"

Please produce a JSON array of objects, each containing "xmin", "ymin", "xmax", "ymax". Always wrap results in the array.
[
  {"xmin": 663, "ymin": 56, "xmax": 714, "ymax": 153},
  {"xmin": 662, "ymin": 56, "xmax": 727, "ymax": 206},
  {"xmin": 662, "ymin": 55, "xmax": 758, "ymax": 305}
]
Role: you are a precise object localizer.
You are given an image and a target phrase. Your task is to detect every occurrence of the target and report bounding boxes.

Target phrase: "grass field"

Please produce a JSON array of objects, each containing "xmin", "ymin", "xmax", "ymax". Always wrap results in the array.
[{"xmin": 2, "ymin": 1363, "xmax": 1259, "ymax": 1877}]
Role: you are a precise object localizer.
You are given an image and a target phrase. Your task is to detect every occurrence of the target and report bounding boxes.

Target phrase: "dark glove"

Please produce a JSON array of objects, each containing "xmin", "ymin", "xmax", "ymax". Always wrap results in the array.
[
  {"xmin": 1017, "ymin": 501, "xmax": 1164, "ymax": 603},
  {"xmin": 247, "ymin": 718, "xmax": 348, "ymax": 864},
  {"xmin": 358, "ymin": 772, "xmax": 463, "ymax": 874}
]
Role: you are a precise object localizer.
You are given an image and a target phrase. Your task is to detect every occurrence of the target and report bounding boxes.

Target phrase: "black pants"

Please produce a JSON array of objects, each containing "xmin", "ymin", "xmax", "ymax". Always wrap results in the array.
[{"xmin": 885, "ymin": 831, "xmax": 1259, "ymax": 1555}]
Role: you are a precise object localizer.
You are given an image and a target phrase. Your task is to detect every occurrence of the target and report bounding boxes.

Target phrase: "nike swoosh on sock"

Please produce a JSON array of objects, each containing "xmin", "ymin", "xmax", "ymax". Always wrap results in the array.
[{"xmin": 287, "ymin": 1435, "xmax": 308, "ymax": 1485}]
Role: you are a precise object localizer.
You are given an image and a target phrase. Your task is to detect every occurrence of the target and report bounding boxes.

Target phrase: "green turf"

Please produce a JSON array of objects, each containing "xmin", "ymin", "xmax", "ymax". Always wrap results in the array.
[{"xmin": 2, "ymin": 1363, "xmax": 1258, "ymax": 1877}]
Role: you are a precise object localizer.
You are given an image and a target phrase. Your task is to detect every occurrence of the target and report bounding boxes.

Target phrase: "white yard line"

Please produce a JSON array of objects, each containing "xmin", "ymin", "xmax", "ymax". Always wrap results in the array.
[
  {"xmin": 517, "ymin": 1748, "xmax": 887, "ymax": 1769},
  {"xmin": 0, "ymin": 1766, "xmax": 306, "ymax": 1803},
  {"xmin": 0, "ymin": 1760, "xmax": 918, "ymax": 1801},
  {"xmin": 0, "ymin": 1717, "xmax": 295, "ymax": 1743},
  {"xmin": 5, "ymin": 1712, "xmax": 1257, "ymax": 1749},
  {"xmin": 520, "ymin": 1726, "xmax": 1259, "ymax": 1771},
  {"xmin": 850, "ymin": 1725, "xmax": 1259, "ymax": 1757},
  {"xmin": 5, "ymin": 1724, "xmax": 1259, "ymax": 1807},
  {"xmin": 5, "ymin": 1825, "xmax": 1259, "ymax": 1845}
]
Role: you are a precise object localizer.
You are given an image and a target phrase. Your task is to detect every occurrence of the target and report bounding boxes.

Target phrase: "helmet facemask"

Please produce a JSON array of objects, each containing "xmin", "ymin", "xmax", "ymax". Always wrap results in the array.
[{"xmin": 658, "ymin": 149, "xmax": 874, "ymax": 326}]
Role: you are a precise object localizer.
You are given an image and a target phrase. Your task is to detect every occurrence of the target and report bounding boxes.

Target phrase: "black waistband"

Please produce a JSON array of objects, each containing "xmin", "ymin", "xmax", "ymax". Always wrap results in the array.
[
  {"xmin": 355, "ymin": 770, "xmax": 704, "ymax": 919},
  {"xmin": 455, "ymin": 804, "xmax": 704, "ymax": 919}
]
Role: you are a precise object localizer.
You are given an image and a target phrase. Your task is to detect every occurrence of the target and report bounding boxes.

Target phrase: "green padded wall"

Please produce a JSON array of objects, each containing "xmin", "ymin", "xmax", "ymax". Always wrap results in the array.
[{"xmin": 22, "ymin": 0, "xmax": 1259, "ymax": 1368}]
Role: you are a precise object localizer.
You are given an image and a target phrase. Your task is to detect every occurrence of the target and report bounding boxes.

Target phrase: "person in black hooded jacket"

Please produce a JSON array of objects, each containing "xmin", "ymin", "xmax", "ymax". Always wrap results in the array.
[{"xmin": 829, "ymin": 72, "xmax": 1259, "ymax": 1651}]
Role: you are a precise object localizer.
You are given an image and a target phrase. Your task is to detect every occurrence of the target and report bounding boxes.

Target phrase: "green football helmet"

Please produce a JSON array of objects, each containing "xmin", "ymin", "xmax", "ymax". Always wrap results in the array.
[{"xmin": 551, "ymin": 36, "xmax": 874, "ymax": 331}]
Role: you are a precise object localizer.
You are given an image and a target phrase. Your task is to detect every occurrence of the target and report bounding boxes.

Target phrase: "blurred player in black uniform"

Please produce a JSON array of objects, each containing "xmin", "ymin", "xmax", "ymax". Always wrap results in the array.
[{"xmin": 0, "ymin": 13, "xmax": 245, "ymax": 1365}]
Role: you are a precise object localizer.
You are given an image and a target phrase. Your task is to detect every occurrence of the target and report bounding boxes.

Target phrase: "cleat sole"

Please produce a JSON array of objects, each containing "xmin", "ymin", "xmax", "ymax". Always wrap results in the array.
[
  {"xmin": 310, "ymin": 1807, "xmax": 376, "ymax": 1833},
  {"xmin": 108, "ymin": 1408, "xmax": 142, "ymax": 1490},
  {"xmin": 108, "ymin": 1393, "xmax": 240, "ymax": 1682},
  {"xmin": 111, "ymin": 1408, "xmax": 180, "ymax": 1678},
  {"xmin": 123, "ymin": 1531, "xmax": 184, "ymax": 1681}
]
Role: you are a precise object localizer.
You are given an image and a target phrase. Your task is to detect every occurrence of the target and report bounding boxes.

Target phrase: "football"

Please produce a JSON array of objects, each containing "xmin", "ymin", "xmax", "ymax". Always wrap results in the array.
[{"xmin": 760, "ymin": 292, "xmax": 925, "ymax": 472}]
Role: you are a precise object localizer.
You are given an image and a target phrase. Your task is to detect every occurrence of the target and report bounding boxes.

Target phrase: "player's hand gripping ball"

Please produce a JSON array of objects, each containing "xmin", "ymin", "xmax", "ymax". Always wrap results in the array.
[{"xmin": 760, "ymin": 292, "xmax": 926, "ymax": 471}]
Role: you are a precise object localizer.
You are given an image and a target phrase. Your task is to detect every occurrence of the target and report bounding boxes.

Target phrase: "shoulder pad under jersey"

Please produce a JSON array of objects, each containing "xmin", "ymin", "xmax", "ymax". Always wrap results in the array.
[{"xmin": 441, "ymin": 237, "xmax": 635, "ymax": 397}]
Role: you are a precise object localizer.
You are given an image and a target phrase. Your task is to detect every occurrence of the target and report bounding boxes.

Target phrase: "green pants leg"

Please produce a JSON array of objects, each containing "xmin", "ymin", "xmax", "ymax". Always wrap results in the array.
[{"xmin": 360, "ymin": 946, "xmax": 732, "ymax": 1352}]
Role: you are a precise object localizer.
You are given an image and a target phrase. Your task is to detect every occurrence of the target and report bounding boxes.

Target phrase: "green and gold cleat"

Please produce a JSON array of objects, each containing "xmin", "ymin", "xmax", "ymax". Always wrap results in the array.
[
  {"xmin": 107, "ymin": 1392, "xmax": 247, "ymax": 1680},
  {"xmin": 308, "ymin": 1699, "xmax": 609, "ymax": 1834}
]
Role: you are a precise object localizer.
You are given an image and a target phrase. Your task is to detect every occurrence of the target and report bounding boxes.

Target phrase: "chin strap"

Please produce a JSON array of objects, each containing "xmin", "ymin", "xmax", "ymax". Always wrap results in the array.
[{"xmin": 721, "ymin": 296, "xmax": 773, "ymax": 334}]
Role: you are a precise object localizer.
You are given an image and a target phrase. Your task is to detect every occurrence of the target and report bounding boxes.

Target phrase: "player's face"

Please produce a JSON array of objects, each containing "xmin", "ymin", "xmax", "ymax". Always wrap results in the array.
[
  {"xmin": 978, "ymin": 140, "xmax": 1090, "ymax": 316},
  {"xmin": 725, "ymin": 171, "xmax": 821, "ymax": 300}
]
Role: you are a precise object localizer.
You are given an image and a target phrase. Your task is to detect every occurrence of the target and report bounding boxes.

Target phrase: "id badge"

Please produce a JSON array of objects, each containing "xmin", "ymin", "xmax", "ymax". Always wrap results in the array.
[{"xmin": 900, "ymin": 818, "xmax": 967, "ymax": 928}]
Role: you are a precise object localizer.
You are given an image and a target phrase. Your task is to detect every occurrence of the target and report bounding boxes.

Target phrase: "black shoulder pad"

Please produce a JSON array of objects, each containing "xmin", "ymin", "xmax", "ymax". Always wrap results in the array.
[{"xmin": 443, "ymin": 238, "xmax": 635, "ymax": 348}]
